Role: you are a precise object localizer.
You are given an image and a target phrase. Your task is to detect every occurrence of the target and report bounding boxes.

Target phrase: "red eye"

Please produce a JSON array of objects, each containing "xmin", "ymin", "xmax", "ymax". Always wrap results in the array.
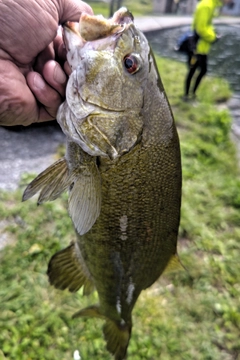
[{"xmin": 124, "ymin": 55, "xmax": 139, "ymax": 74}]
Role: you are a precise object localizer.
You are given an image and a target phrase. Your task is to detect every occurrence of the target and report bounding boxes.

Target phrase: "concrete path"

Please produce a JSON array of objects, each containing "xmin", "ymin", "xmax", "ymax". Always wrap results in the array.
[
  {"xmin": 0, "ymin": 123, "xmax": 64, "ymax": 191},
  {"xmin": 134, "ymin": 15, "xmax": 240, "ymax": 32},
  {"xmin": 0, "ymin": 15, "xmax": 240, "ymax": 191}
]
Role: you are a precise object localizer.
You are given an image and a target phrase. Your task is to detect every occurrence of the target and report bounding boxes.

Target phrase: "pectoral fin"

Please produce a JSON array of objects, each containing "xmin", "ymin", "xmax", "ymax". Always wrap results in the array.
[
  {"xmin": 22, "ymin": 158, "xmax": 69, "ymax": 204},
  {"xmin": 22, "ymin": 152, "xmax": 101, "ymax": 235},
  {"xmin": 68, "ymin": 160, "xmax": 101, "ymax": 235},
  {"xmin": 47, "ymin": 242, "xmax": 94, "ymax": 294}
]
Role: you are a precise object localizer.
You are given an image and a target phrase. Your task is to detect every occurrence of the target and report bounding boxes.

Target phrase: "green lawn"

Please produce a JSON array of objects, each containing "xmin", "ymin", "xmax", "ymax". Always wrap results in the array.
[
  {"xmin": 0, "ymin": 54, "xmax": 240, "ymax": 360},
  {"xmin": 86, "ymin": 0, "xmax": 153, "ymax": 17}
]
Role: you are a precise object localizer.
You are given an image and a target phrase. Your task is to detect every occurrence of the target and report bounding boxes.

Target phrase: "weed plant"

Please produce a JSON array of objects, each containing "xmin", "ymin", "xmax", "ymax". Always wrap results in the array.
[{"xmin": 0, "ymin": 56, "xmax": 239, "ymax": 360}]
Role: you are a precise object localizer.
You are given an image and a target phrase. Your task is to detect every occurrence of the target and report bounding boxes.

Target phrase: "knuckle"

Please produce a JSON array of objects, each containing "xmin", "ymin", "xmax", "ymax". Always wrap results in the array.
[{"xmin": 0, "ymin": 93, "xmax": 26, "ymax": 125}]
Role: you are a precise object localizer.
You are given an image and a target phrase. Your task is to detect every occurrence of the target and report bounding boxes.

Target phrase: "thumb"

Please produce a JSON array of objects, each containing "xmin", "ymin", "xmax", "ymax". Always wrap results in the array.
[{"xmin": 59, "ymin": 0, "xmax": 93, "ymax": 23}]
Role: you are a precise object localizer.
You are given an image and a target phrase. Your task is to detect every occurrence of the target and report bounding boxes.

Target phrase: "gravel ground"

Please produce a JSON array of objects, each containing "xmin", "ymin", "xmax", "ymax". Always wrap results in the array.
[{"xmin": 0, "ymin": 122, "xmax": 65, "ymax": 191}]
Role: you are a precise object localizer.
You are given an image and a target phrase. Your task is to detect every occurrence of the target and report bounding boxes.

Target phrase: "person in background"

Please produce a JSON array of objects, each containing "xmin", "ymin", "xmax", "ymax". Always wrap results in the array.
[
  {"xmin": 0, "ymin": 0, "xmax": 93, "ymax": 127},
  {"xmin": 183, "ymin": 0, "xmax": 234, "ymax": 101}
]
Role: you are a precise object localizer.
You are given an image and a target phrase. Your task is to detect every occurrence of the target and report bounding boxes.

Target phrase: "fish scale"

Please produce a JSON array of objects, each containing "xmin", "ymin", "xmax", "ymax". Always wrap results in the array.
[{"xmin": 80, "ymin": 130, "xmax": 179, "ymax": 301}]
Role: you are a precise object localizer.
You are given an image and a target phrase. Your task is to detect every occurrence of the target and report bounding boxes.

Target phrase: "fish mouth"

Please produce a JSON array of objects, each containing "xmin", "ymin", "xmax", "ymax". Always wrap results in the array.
[
  {"xmin": 64, "ymin": 7, "xmax": 134, "ymax": 42},
  {"xmin": 59, "ymin": 8, "xmax": 143, "ymax": 160}
]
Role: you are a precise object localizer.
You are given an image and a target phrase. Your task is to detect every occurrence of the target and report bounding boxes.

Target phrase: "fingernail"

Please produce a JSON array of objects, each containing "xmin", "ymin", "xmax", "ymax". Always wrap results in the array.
[
  {"xmin": 33, "ymin": 74, "xmax": 46, "ymax": 90},
  {"xmin": 54, "ymin": 64, "xmax": 67, "ymax": 84}
]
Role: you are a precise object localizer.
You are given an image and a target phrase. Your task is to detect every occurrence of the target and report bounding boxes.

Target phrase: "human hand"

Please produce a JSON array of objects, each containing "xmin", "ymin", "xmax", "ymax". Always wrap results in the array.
[{"xmin": 0, "ymin": 0, "xmax": 93, "ymax": 126}]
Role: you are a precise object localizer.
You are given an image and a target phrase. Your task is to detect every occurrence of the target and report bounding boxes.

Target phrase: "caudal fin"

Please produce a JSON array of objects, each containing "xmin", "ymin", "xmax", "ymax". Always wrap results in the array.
[
  {"xmin": 103, "ymin": 318, "xmax": 131, "ymax": 360},
  {"xmin": 73, "ymin": 305, "xmax": 132, "ymax": 360}
]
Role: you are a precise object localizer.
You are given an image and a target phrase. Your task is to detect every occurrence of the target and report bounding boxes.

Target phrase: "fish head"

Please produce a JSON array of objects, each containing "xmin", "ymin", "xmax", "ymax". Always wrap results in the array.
[{"xmin": 57, "ymin": 8, "xmax": 150, "ymax": 160}]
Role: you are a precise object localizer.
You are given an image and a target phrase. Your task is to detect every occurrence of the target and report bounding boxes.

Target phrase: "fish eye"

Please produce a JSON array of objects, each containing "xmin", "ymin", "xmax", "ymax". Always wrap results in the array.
[{"xmin": 123, "ymin": 55, "xmax": 139, "ymax": 74}]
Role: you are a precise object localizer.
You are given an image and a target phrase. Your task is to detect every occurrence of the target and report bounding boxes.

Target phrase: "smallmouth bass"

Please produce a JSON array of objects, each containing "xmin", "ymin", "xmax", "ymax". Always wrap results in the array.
[{"xmin": 23, "ymin": 8, "xmax": 182, "ymax": 360}]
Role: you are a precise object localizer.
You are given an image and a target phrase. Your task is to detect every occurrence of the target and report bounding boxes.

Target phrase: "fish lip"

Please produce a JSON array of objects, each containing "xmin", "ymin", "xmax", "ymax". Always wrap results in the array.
[
  {"xmin": 63, "ymin": 8, "xmax": 134, "ymax": 40},
  {"xmin": 64, "ymin": 21, "xmax": 80, "ymax": 34},
  {"xmin": 62, "ymin": 21, "xmax": 85, "ymax": 52},
  {"xmin": 111, "ymin": 7, "xmax": 134, "ymax": 24},
  {"xmin": 63, "ymin": 20, "xmax": 124, "ymax": 53}
]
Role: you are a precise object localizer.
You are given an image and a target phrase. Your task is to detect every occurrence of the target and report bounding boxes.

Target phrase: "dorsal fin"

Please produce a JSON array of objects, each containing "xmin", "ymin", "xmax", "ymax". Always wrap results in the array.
[{"xmin": 163, "ymin": 254, "xmax": 185, "ymax": 274}]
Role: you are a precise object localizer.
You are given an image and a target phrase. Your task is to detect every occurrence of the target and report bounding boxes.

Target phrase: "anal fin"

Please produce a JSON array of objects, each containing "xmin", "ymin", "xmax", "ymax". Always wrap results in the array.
[{"xmin": 47, "ymin": 242, "xmax": 94, "ymax": 294}]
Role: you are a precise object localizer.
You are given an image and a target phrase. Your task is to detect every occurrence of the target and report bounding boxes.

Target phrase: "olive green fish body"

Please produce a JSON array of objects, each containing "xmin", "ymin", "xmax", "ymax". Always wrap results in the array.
[{"xmin": 77, "ymin": 83, "xmax": 181, "ymax": 321}]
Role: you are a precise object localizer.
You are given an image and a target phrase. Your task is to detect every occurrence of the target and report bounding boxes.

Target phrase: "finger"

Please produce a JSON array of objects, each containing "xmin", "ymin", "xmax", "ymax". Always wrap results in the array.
[
  {"xmin": 34, "ymin": 43, "xmax": 55, "ymax": 74},
  {"xmin": 56, "ymin": 41, "xmax": 67, "ymax": 63},
  {"xmin": 0, "ymin": 0, "xmax": 58, "ymax": 64},
  {"xmin": 42, "ymin": 60, "xmax": 67, "ymax": 97},
  {"xmin": 54, "ymin": 1, "xmax": 94, "ymax": 63},
  {"xmin": 54, "ymin": 28, "xmax": 67, "ymax": 62},
  {"xmin": 0, "ymin": 60, "xmax": 39, "ymax": 126},
  {"xmin": 64, "ymin": 60, "xmax": 72, "ymax": 76},
  {"xmin": 27, "ymin": 71, "xmax": 63, "ymax": 122},
  {"xmin": 59, "ymin": 0, "xmax": 94, "ymax": 23}
]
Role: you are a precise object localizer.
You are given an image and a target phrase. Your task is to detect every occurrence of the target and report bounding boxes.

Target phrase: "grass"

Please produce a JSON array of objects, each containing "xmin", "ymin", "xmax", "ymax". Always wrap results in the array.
[
  {"xmin": 87, "ymin": 0, "xmax": 153, "ymax": 17},
  {"xmin": 0, "ymin": 56, "xmax": 240, "ymax": 359}
]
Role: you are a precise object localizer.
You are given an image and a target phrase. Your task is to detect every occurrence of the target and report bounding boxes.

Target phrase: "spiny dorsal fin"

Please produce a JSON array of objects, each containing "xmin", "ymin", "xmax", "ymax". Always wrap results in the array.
[
  {"xmin": 47, "ymin": 242, "xmax": 94, "ymax": 294},
  {"xmin": 163, "ymin": 254, "xmax": 185, "ymax": 274},
  {"xmin": 22, "ymin": 158, "xmax": 69, "ymax": 204},
  {"xmin": 73, "ymin": 305, "xmax": 131, "ymax": 360},
  {"xmin": 68, "ymin": 160, "xmax": 101, "ymax": 235}
]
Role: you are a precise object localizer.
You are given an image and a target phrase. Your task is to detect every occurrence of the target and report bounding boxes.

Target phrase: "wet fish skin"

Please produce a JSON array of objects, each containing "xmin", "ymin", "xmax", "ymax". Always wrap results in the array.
[
  {"xmin": 58, "ymin": 15, "xmax": 147, "ymax": 160},
  {"xmin": 23, "ymin": 8, "xmax": 182, "ymax": 360}
]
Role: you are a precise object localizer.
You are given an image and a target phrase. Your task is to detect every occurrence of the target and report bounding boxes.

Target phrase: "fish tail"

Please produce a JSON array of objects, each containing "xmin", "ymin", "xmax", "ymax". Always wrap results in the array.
[
  {"xmin": 73, "ymin": 305, "xmax": 132, "ymax": 360},
  {"xmin": 103, "ymin": 318, "xmax": 132, "ymax": 360}
]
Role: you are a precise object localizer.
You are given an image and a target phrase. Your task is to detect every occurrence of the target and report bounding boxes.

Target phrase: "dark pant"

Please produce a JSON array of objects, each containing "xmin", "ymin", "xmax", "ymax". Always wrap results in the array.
[{"xmin": 185, "ymin": 54, "xmax": 207, "ymax": 96}]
